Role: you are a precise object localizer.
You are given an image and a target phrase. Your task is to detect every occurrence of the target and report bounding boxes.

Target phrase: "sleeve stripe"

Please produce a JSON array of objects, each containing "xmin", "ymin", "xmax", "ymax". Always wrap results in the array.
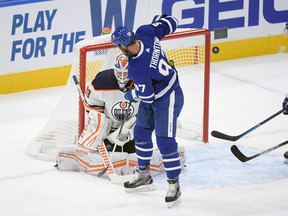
[
  {"xmin": 162, "ymin": 16, "xmax": 179, "ymax": 34},
  {"xmin": 139, "ymin": 93, "xmax": 154, "ymax": 100},
  {"xmin": 162, "ymin": 18, "xmax": 173, "ymax": 34}
]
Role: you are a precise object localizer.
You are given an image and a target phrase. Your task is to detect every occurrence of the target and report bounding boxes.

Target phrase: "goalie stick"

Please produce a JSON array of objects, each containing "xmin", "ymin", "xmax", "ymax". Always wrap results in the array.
[
  {"xmin": 72, "ymin": 75, "xmax": 136, "ymax": 183},
  {"xmin": 231, "ymin": 140, "xmax": 288, "ymax": 162},
  {"xmin": 211, "ymin": 109, "xmax": 283, "ymax": 141},
  {"xmin": 98, "ymin": 100, "xmax": 132, "ymax": 177},
  {"xmin": 97, "ymin": 141, "xmax": 117, "ymax": 177}
]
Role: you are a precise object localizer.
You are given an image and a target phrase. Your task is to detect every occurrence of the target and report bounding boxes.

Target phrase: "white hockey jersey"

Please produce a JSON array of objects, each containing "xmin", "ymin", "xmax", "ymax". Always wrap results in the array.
[{"xmin": 85, "ymin": 68, "xmax": 139, "ymax": 129}]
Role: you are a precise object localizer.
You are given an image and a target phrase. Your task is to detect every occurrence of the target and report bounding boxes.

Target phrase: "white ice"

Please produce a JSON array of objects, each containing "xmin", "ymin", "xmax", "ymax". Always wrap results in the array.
[{"xmin": 0, "ymin": 53, "xmax": 288, "ymax": 216}]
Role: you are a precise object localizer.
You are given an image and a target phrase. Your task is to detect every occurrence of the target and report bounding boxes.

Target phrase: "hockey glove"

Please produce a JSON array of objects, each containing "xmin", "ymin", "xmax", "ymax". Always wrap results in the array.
[
  {"xmin": 283, "ymin": 97, "xmax": 288, "ymax": 115},
  {"xmin": 125, "ymin": 89, "xmax": 139, "ymax": 103},
  {"xmin": 152, "ymin": 13, "xmax": 167, "ymax": 23},
  {"xmin": 107, "ymin": 116, "xmax": 136, "ymax": 147}
]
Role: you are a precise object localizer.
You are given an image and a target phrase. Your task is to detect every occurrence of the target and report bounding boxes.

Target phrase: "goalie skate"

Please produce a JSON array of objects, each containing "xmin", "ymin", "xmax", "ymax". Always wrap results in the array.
[
  {"xmin": 165, "ymin": 179, "xmax": 182, "ymax": 208},
  {"xmin": 124, "ymin": 167, "xmax": 155, "ymax": 192}
]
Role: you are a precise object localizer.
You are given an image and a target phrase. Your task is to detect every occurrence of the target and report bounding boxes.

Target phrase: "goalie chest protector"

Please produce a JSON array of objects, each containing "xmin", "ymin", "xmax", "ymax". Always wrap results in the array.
[{"xmin": 88, "ymin": 69, "xmax": 138, "ymax": 128}]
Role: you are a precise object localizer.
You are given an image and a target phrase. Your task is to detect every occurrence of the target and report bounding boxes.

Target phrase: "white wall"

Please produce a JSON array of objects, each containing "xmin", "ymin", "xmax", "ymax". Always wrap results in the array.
[{"xmin": 1, "ymin": 0, "xmax": 287, "ymax": 75}]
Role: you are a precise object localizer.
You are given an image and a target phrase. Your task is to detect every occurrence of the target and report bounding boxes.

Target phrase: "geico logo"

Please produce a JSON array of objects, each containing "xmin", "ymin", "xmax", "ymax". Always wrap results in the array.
[{"xmin": 162, "ymin": 0, "xmax": 288, "ymax": 30}]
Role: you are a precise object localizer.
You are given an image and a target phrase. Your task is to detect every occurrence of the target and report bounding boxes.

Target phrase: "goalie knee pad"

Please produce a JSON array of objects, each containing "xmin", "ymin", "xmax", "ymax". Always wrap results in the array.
[{"xmin": 75, "ymin": 110, "xmax": 112, "ymax": 155}]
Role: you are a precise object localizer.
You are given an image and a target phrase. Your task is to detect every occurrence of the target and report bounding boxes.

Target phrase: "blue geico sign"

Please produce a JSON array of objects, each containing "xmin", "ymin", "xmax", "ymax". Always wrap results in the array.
[
  {"xmin": 162, "ymin": 0, "xmax": 288, "ymax": 30},
  {"xmin": 90, "ymin": 0, "xmax": 288, "ymax": 36}
]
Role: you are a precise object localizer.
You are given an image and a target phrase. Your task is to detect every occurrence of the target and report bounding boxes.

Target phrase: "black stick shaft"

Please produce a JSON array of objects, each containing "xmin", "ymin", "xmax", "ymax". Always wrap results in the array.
[
  {"xmin": 231, "ymin": 140, "xmax": 288, "ymax": 162},
  {"xmin": 72, "ymin": 75, "xmax": 86, "ymax": 103},
  {"xmin": 211, "ymin": 109, "xmax": 283, "ymax": 141}
]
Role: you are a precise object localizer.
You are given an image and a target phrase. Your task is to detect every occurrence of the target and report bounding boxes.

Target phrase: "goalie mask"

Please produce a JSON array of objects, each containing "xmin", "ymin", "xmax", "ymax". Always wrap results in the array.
[{"xmin": 114, "ymin": 53, "xmax": 129, "ymax": 90}]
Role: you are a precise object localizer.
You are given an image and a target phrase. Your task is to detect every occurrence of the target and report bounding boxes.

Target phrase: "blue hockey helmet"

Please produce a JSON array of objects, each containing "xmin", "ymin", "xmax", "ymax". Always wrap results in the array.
[{"xmin": 111, "ymin": 27, "xmax": 135, "ymax": 47}]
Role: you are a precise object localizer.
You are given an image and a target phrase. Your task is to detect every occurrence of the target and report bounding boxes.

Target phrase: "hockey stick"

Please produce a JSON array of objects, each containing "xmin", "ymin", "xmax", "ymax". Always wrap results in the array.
[
  {"xmin": 117, "ymin": 100, "xmax": 132, "ymax": 138},
  {"xmin": 97, "ymin": 100, "xmax": 132, "ymax": 177},
  {"xmin": 97, "ymin": 141, "xmax": 136, "ymax": 183},
  {"xmin": 97, "ymin": 140, "xmax": 117, "ymax": 177},
  {"xmin": 72, "ymin": 75, "xmax": 86, "ymax": 103},
  {"xmin": 231, "ymin": 140, "xmax": 288, "ymax": 162},
  {"xmin": 211, "ymin": 109, "xmax": 283, "ymax": 141},
  {"xmin": 72, "ymin": 75, "xmax": 136, "ymax": 183}
]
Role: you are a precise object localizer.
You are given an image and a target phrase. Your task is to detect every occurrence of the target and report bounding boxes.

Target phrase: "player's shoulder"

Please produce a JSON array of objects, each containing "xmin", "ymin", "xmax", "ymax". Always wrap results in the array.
[{"xmin": 91, "ymin": 69, "xmax": 118, "ymax": 90}]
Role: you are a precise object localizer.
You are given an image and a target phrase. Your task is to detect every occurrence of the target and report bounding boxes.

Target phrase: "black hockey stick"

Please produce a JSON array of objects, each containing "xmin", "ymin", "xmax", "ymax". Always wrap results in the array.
[
  {"xmin": 231, "ymin": 139, "xmax": 288, "ymax": 162},
  {"xmin": 211, "ymin": 109, "xmax": 283, "ymax": 141},
  {"xmin": 72, "ymin": 75, "xmax": 86, "ymax": 103}
]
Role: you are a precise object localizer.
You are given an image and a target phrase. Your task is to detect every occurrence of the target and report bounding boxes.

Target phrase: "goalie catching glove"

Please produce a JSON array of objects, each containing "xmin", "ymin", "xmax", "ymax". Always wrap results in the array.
[{"xmin": 107, "ymin": 116, "xmax": 136, "ymax": 147}]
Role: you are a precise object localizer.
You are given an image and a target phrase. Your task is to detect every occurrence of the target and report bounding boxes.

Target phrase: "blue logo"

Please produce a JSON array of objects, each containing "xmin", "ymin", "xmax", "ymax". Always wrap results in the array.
[
  {"xmin": 90, "ymin": 0, "xmax": 137, "ymax": 36},
  {"xmin": 162, "ymin": 0, "xmax": 288, "ymax": 30}
]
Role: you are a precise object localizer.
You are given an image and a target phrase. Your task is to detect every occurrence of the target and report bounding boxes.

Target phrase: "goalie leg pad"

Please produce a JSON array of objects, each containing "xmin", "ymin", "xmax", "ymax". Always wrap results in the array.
[
  {"xmin": 57, "ymin": 151, "xmax": 103, "ymax": 173},
  {"xmin": 57, "ymin": 150, "xmax": 129, "ymax": 176},
  {"xmin": 76, "ymin": 110, "xmax": 112, "ymax": 154}
]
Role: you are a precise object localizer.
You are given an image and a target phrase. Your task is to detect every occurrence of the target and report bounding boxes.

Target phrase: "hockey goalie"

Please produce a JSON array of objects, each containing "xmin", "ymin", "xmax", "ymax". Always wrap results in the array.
[{"xmin": 56, "ymin": 53, "xmax": 186, "ymax": 182}]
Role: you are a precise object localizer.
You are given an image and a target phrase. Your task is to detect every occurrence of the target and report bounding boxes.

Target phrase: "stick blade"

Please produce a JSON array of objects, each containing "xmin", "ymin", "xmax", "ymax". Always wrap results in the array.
[
  {"xmin": 211, "ymin": 130, "xmax": 239, "ymax": 141},
  {"xmin": 230, "ymin": 145, "xmax": 249, "ymax": 162},
  {"xmin": 97, "ymin": 165, "xmax": 109, "ymax": 177}
]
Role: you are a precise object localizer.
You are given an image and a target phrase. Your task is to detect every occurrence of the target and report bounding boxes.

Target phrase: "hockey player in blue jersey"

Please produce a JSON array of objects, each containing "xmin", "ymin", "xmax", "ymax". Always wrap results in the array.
[{"xmin": 111, "ymin": 14, "xmax": 184, "ymax": 208}]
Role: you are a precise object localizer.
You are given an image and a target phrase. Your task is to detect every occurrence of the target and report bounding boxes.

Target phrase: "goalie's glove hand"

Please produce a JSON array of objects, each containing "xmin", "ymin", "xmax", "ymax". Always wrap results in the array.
[
  {"xmin": 152, "ymin": 14, "xmax": 167, "ymax": 23},
  {"xmin": 107, "ymin": 116, "xmax": 136, "ymax": 147},
  {"xmin": 125, "ymin": 89, "xmax": 139, "ymax": 103},
  {"xmin": 107, "ymin": 126, "xmax": 134, "ymax": 147},
  {"xmin": 283, "ymin": 97, "xmax": 288, "ymax": 115}
]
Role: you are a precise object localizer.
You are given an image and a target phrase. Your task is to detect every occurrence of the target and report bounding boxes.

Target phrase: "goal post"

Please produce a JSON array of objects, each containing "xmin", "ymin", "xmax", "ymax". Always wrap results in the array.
[
  {"xmin": 27, "ymin": 28, "xmax": 210, "ymax": 161},
  {"xmin": 162, "ymin": 29, "xmax": 210, "ymax": 143}
]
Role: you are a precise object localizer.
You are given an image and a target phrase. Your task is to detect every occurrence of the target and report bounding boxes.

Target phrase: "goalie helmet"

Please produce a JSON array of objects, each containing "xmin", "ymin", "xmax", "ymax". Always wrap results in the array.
[{"xmin": 114, "ymin": 53, "xmax": 129, "ymax": 90}]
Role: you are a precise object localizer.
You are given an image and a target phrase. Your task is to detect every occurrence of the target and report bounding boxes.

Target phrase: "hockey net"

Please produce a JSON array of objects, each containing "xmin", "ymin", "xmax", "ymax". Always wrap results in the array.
[{"xmin": 27, "ymin": 28, "xmax": 210, "ymax": 161}]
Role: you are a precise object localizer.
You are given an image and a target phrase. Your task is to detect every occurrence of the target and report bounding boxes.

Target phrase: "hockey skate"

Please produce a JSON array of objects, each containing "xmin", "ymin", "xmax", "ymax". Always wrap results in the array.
[
  {"xmin": 165, "ymin": 179, "xmax": 182, "ymax": 208},
  {"xmin": 284, "ymin": 151, "xmax": 288, "ymax": 164},
  {"xmin": 124, "ymin": 166, "xmax": 155, "ymax": 192}
]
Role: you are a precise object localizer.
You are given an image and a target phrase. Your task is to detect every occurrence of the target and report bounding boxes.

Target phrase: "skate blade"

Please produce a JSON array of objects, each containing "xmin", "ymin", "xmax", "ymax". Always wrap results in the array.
[
  {"xmin": 167, "ymin": 198, "xmax": 182, "ymax": 208},
  {"xmin": 125, "ymin": 184, "xmax": 155, "ymax": 193}
]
